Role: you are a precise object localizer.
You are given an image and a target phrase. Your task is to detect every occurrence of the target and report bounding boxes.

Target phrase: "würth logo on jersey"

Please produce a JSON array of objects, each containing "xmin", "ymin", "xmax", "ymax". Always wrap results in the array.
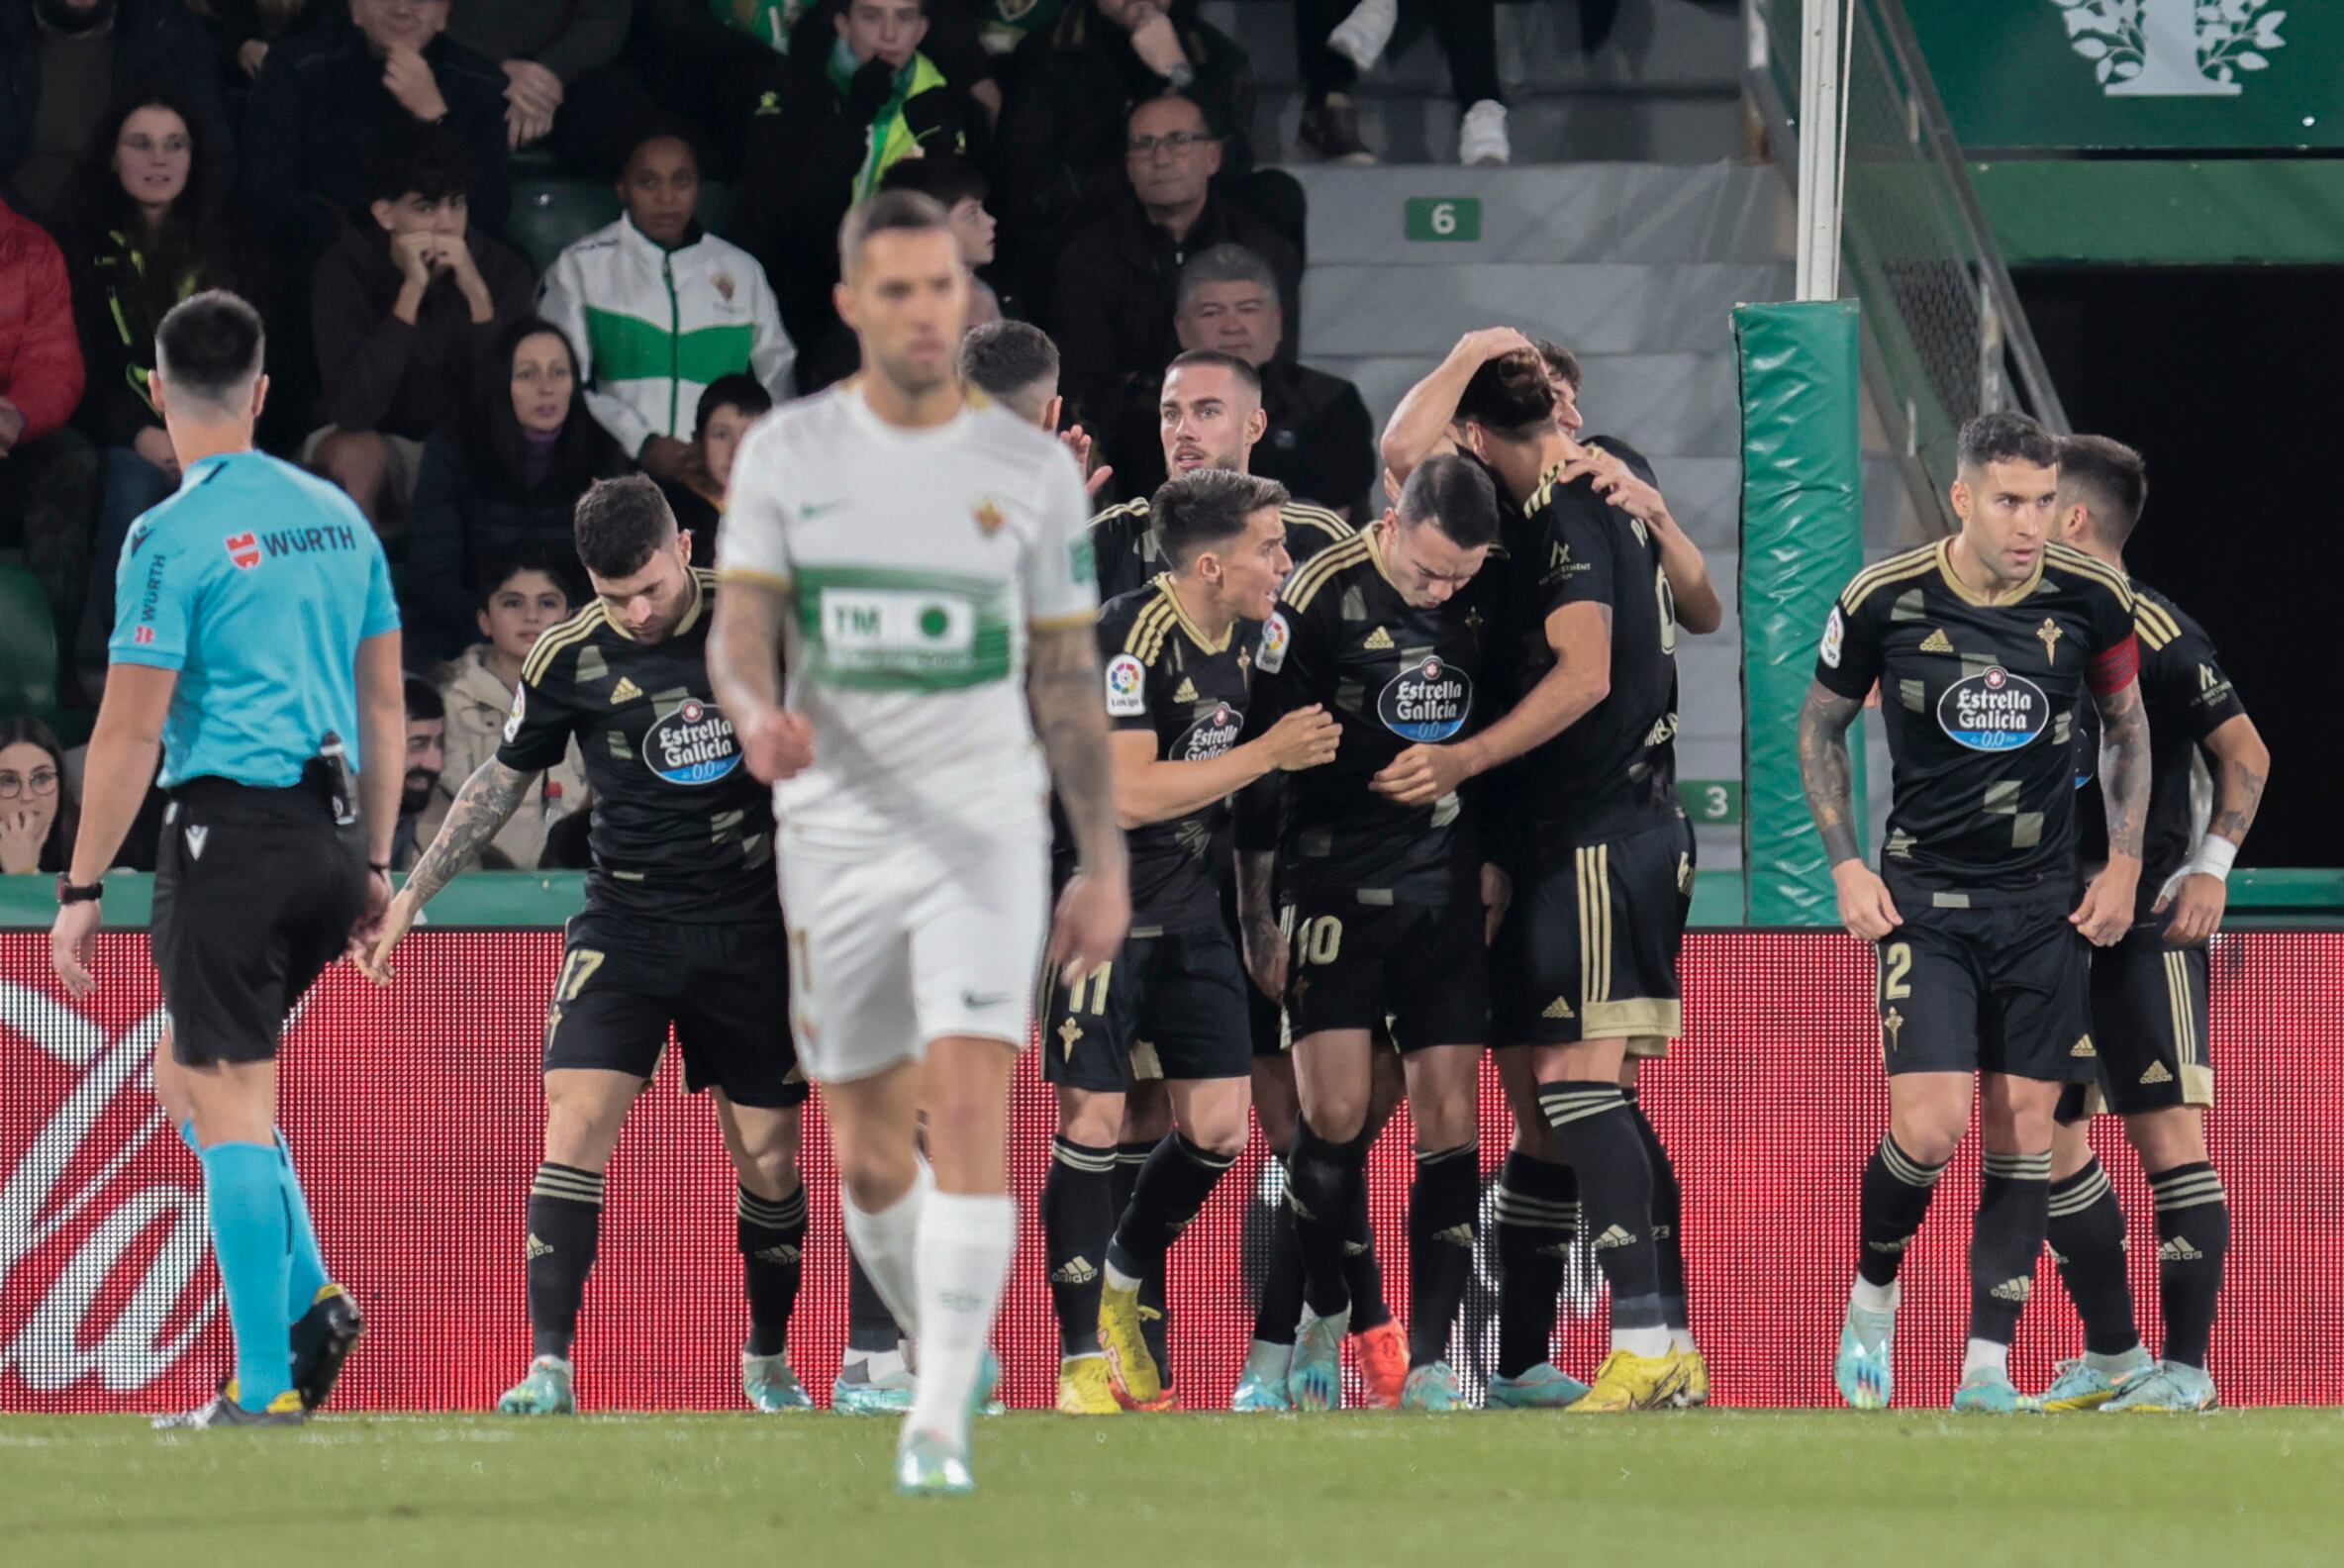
[
  {"xmin": 1937, "ymin": 665, "xmax": 2049, "ymax": 752},
  {"xmin": 1, "ymin": 990, "xmax": 222, "ymax": 1398},
  {"xmin": 224, "ymin": 533, "xmax": 261, "ymax": 570}
]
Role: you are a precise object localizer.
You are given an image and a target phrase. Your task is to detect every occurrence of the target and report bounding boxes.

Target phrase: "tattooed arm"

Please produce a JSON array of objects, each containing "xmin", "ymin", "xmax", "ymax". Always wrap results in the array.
[
  {"xmin": 359, "ymin": 757, "xmax": 535, "ymax": 980},
  {"xmin": 2072, "ymin": 675, "xmax": 2149, "ymax": 946},
  {"xmin": 1029, "ymin": 620, "xmax": 1130, "ymax": 973},
  {"xmin": 1799, "ymin": 679, "xmax": 1902, "ymax": 940},
  {"xmin": 1236, "ymin": 849, "xmax": 1285, "ymax": 1003},
  {"xmin": 2158, "ymin": 713, "xmax": 2271, "ymax": 945}
]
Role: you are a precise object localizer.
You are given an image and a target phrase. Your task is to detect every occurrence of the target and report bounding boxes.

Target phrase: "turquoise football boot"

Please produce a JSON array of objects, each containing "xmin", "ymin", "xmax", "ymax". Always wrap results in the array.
[{"xmin": 1486, "ymin": 1362, "xmax": 1593, "ymax": 1410}]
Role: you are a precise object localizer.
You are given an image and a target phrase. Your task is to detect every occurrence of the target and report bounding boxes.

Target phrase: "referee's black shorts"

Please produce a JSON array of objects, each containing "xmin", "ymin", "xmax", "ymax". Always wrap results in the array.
[{"xmin": 152, "ymin": 777, "xmax": 367, "ymax": 1067}]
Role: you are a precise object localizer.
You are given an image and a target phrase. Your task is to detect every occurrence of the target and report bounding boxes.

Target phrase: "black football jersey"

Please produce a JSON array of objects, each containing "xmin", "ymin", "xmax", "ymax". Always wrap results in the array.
[
  {"xmin": 1490, "ymin": 449, "xmax": 1682, "ymax": 842},
  {"xmin": 497, "ymin": 568, "xmax": 777, "ymax": 923},
  {"xmin": 1088, "ymin": 496, "xmax": 1354, "ymax": 602},
  {"xmin": 1815, "ymin": 539, "xmax": 2136, "ymax": 896},
  {"xmin": 2072, "ymin": 580, "xmax": 2249, "ymax": 918},
  {"xmin": 1245, "ymin": 530, "xmax": 1500, "ymax": 903},
  {"xmin": 1097, "ymin": 577, "xmax": 1255, "ymax": 931}
]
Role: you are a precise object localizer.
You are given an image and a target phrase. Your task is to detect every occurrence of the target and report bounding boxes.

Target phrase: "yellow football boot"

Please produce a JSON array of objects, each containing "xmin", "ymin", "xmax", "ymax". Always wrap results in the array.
[
  {"xmin": 1056, "ymin": 1354, "xmax": 1123, "ymax": 1416},
  {"xmin": 1098, "ymin": 1280, "xmax": 1169, "ymax": 1410},
  {"xmin": 1565, "ymin": 1348, "xmax": 1689, "ymax": 1413}
]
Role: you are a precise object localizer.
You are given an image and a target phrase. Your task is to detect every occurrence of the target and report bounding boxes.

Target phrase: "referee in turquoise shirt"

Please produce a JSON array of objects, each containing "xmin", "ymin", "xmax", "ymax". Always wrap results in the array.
[{"xmin": 49, "ymin": 291, "xmax": 407, "ymax": 1429}]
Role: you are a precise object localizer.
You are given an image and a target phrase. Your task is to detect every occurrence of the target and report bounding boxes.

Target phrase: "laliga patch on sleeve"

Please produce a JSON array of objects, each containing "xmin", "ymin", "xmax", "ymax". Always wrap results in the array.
[
  {"xmin": 505, "ymin": 685, "xmax": 527, "ymax": 743},
  {"xmin": 1820, "ymin": 605, "xmax": 1844, "ymax": 669},
  {"xmin": 1256, "ymin": 611, "xmax": 1290, "ymax": 674},
  {"xmin": 1105, "ymin": 653, "xmax": 1147, "ymax": 718}
]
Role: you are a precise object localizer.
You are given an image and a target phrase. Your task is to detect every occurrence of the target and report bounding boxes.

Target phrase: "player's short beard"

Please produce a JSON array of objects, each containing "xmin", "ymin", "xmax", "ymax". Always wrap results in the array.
[
  {"xmin": 401, "ymin": 772, "xmax": 438, "ymax": 817},
  {"xmin": 873, "ymin": 347, "xmax": 951, "ymax": 400}
]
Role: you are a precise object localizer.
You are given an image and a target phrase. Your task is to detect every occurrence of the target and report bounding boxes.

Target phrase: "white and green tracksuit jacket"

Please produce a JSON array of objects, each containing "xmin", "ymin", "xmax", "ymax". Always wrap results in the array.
[{"xmin": 537, "ymin": 215, "xmax": 798, "ymax": 458}]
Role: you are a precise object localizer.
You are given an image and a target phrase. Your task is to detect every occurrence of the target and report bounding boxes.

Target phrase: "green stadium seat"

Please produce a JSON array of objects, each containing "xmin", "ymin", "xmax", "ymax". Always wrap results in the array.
[
  {"xmin": 505, "ymin": 179, "xmax": 738, "ymax": 278},
  {"xmin": 0, "ymin": 562, "xmax": 60, "ymax": 723}
]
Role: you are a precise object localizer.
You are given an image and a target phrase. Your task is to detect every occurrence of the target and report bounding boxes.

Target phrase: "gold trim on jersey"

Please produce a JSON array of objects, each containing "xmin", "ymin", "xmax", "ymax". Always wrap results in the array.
[
  {"xmin": 1282, "ymin": 501, "xmax": 1354, "ymax": 551},
  {"xmin": 1086, "ymin": 499, "xmax": 1149, "ymax": 534},
  {"xmin": 1838, "ymin": 543, "xmax": 1937, "ymax": 613},
  {"xmin": 521, "ymin": 602, "xmax": 609, "ymax": 687},
  {"xmin": 2044, "ymin": 541, "xmax": 2135, "ymax": 610},
  {"xmin": 1284, "ymin": 533, "xmax": 1372, "ymax": 612},
  {"xmin": 1125, "ymin": 596, "xmax": 1180, "ymax": 663},
  {"xmin": 2135, "ymin": 596, "xmax": 2183, "ymax": 650},
  {"xmin": 1933, "ymin": 537, "xmax": 2044, "ymax": 608},
  {"xmin": 1362, "ymin": 523, "xmax": 1403, "ymax": 593},
  {"xmin": 1150, "ymin": 573, "xmax": 1231, "ymax": 654}
]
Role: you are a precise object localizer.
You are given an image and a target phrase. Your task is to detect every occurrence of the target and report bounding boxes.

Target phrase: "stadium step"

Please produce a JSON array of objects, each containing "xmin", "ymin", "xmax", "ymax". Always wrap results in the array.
[{"xmin": 1300, "ymin": 259, "xmax": 1794, "ymax": 358}]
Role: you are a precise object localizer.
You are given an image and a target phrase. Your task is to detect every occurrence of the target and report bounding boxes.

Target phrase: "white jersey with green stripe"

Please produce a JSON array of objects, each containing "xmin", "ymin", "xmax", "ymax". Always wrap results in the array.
[{"xmin": 719, "ymin": 381, "xmax": 1099, "ymax": 843}]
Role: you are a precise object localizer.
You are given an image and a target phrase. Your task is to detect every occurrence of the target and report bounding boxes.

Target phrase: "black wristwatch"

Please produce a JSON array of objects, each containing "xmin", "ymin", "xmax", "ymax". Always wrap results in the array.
[{"xmin": 56, "ymin": 875, "xmax": 103, "ymax": 906}]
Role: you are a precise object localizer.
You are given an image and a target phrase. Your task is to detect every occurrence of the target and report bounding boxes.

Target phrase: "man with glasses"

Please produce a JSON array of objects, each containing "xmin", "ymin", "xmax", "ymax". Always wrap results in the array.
[{"xmin": 1051, "ymin": 94, "xmax": 1298, "ymax": 501}]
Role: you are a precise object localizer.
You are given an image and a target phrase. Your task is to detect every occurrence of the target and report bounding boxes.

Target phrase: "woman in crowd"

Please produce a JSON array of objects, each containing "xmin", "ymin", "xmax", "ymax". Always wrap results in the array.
[
  {"xmin": 63, "ymin": 90, "xmax": 260, "ymax": 675},
  {"xmin": 405, "ymin": 316, "xmax": 628, "ymax": 664},
  {"xmin": 0, "ymin": 718, "xmax": 77, "ymax": 876},
  {"xmin": 418, "ymin": 543, "xmax": 591, "ymax": 871},
  {"xmin": 656, "ymin": 372, "xmax": 773, "ymax": 563}
]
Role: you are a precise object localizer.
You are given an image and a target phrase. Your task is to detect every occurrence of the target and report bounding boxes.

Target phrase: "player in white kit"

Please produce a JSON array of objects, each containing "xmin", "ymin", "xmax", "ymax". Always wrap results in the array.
[{"xmin": 710, "ymin": 191, "xmax": 1130, "ymax": 1496}]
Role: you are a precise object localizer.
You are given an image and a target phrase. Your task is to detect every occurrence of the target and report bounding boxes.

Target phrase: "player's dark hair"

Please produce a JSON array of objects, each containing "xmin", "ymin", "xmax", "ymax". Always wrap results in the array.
[
  {"xmin": 621, "ymin": 122, "xmax": 706, "ymax": 180},
  {"xmin": 1456, "ymin": 349, "xmax": 1556, "ymax": 441},
  {"xmin": 573, "ymin": 475, "xmax": 679, "ymax": 581},
  {"xmin": 695, "ymin": 372, "xmax": 772, "ymax": 437},
  {"xmin": 1957, "ymin": 410, "xmax": 2059, "ymax": 475},
  {"xmin": 474, "ymin": 539, "xmax": 578, "ymax": 613},
  {"xmin": 1164, "ymin": 348, "xmax": 1261, "ymax": 400},
  {"xmin": 2056, "ymin": 434, "xmax": 2149, "ymax": 542},
  {"xmin": 1152, "ymin": 469, "xmax": 1288, "ymax": 571},
  {"xmin": 0, "ymin": 715, "xmax": 76, "ymax": 873},
  {"xmin": 403, "ymin": 674, "xmax": 444, "ymax": 724},
  {"xmin": 879, "ymin": 153, "xmax": 988, "ymax": 210},
  {"xmin": 959, "ymin": 321, "xmax": 1059, "ymax": 412},
  {"xmin": 838, "ymin": 188, "xmax": 951, "ymax": 276},
  {"xmin": 1397, "ymin": 453, "xmax": 1500, "ymax": 549},
  {"xmin": 1175, "ymin": 244, "xmax": 1279, "ymax": 316},
  {"xmin": 1530, "ymin": 337, "xmax": 1582, "ymax": 393},
  {"xmin": 366, "ymin": 123, "xmax": 472, "ymax": 206},
  {"xmin": 153, "ymin": 288, "xmax": 264, "ymax": 408}
]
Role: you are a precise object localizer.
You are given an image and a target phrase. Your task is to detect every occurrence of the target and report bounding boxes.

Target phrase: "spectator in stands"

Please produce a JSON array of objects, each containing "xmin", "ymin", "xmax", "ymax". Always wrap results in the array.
[
  {"xmin": 1293, "ymin": 0, "xmax": 1507, "ymax": 166},
  {"xmin": 308, "ymin": 129, "xmax": 535, "ymax": 530},
  {"xmin": 996, "ymin": 0, "xmax": 1259, "ymax": 320},
  {"xmin": 418, "ymin": 540, "xmax": 589, "ymax": 869},
  {"xmin": 0, "ymin": 190, "xmax": 96, "ymax": 657},
  {"xmin": 731, "ymin": 0, "xmax": 981, "ymax": 356},
  {"xmin": 656, "ymin": 373, "xmax": 771, "ymax": 556},
  {"xmin": 392, "ymin": 674, "xmax": 446, "ymax": 871},
  {"xmin": 1052, "ymin": 94, "xmax": 1297, "ymax": 496},
  {"xmin": 405, "ymin": 316, "xmax": 627, "ymax": 661},
  {"xmin": 1168, "ymin": 243, "xmax": 1373, "ymax": 518},
  {"xmin": 0, "ymin": 0, "xmax": 229, "ymax": 222},
  {"xmin": 240, "ymin": 0, "xmax": 512, "ymax": 263},
  {"xmin": 63, "ymin": 92, "xmax": 262, "ymax": 674},
  {"xmin": 0, "ymin": 715, "xmax": 73, "ymax": 875},
  {"xmin": 880, "ymin": 154, "xmax": 997, "ymax": 278},
  {"xmin": 186, "ymin": 0, "xmax": 333, "ymax": 98},
  {"xmin": 447, "ymin": 0, "xmax": 658, "ymax": 177},
  {"xmin": 538, "ymin": 129, "xmax": 795, "ymax": 488}
]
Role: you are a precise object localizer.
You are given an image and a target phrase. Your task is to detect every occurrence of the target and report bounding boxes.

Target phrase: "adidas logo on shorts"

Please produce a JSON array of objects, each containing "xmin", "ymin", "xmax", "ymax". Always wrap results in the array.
[
  {"xmin": 2140, "ymin": 1061, "xmax": 2174, "ymax": 1086},
  {"xmin": 2071, "ymin": 1034, "xmax": 2097, "ymax": 1057},
  {"xmin": 1432, "ymin": 1225, "xmax": 1475, "ymax": 1248},
  {"xmin": 1990, "ymin": 1277, "xmax": 2032, "ymax": 1303},
  {"xmin": 1542, "ymin": 997, "xmax": 1576, "ymax": 1020},
  {"xmin": 2158, "ymin": 1237, "xmax": 2204, "ymax": 1262},
  {"xmin": 1363, "ymin": 626, "xmax": 1394, "ymax": 650},
  {"xmin": 526, "ymin": 1233, "xmax": 553, "ymax": 1260},
  {"xmin": 1050, "ymin": 1257, "xmax": 1099, "ymax": 1286},
  {"xmin": 1591, "ymin": 1225, "xmax": 1637, "ymax": 1250}
]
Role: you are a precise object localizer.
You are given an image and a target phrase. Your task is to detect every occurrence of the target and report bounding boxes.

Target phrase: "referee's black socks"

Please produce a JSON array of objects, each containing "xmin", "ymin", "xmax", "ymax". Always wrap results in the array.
[
  {"xmin": 1407, "ymin": 1144, "xmax": 1478, "ymax": 1369},
  {"xmin": 737, "ymin": 1182, "xmax": 806, "ymax": 1358},
  {"xmin": 1536, "ymin": 1082, "xmax": 1666, "ymax": 1341},
  {"xmin": 1970, "ymin": 1149, "xmax": 2052, "ymax": 1348},
  {"xmin": 527, "ymin": 1162, "xmax": 604, "ymax": 1361},
  {"xmin": 2047, "ymin": 1155, "xmax": 2140, "ymax": 1358}
]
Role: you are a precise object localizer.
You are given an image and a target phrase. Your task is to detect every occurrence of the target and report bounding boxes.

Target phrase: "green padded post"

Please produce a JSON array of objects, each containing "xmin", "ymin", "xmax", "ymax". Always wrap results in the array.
[{"xmin": 1734, "ymin": 301, "xmax": 1865, "ymax": 926}]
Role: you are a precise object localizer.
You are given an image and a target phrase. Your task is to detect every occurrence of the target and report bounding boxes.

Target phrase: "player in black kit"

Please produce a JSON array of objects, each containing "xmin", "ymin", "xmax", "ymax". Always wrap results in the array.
[
  {"xmin": 367, "ymin": 477, "xmax": 818, "ymax": 1416},
  {"xmin": 1040, "ymin": 469, "xmax": 1341, "ymax": 1414},
  {"xmin": 1800, "ymin": 414, "xmax": 2152, "ymax": 1414},
  {"xmin": 1238, "ymin": 454, "xmax": 1506, "ymax": 1413},
  {"xmin": 2030, "ymin": 436, "xmax": 2268, "ymax": 1415}
]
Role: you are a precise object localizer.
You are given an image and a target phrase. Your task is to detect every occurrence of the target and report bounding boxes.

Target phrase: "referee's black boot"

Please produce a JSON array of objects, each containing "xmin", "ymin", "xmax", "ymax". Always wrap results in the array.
[
  {"xmin": 153, "ymin": 1390, "xmax": 307, "ymax": 1429},
  {"xmin": 289, "ymin": 1283, "xmax": 365, "ymax": 1411}
]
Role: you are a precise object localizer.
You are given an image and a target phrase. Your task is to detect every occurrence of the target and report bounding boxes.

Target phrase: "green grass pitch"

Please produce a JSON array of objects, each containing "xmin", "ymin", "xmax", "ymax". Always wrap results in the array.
[{"xmin": 5, "ymin": 1410, "xmax": 2341, "ymax": 1568}]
